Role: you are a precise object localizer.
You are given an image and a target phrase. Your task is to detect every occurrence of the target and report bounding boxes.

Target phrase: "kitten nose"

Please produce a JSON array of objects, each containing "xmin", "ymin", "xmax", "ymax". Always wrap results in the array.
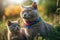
[{"xmin": 17, "ymin": 27, "xmax": 19, "ymax": 30}]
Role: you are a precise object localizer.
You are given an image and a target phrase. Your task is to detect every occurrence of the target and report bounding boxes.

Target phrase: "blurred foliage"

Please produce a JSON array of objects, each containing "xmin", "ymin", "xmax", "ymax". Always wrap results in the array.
[
  {"xmin": 0, "ymin": 0, "xmax": 5, "ymax": 21},
  {"xmin": 43, "ymin": 0, "xmax": 57, "ymax": 16},
  {"xmin": 58, "ymin": 0, "xmax": 60, "ymax": 8},
  {"xmin": 23, "ymin": 0, "xmax": 33, "ymax": 5},
  {"xmin": 4, "ymin": 4, "xmax": 22, "ymax": 20},
  {"xmin": 49, "ymin": 25, "xmax": 60, "ymax": 40},
  {"xmin": 38, "ymin": 0, "xmax": 60, "ymax": 26},
  {"xmin": 5, "ymin": 5, "xmax": 21, "ymax": 16}
]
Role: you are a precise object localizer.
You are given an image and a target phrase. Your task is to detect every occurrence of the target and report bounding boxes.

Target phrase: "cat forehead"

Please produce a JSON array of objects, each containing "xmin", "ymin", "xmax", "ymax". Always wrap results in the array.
[
  {"xmin": 11, "ymin": 23, "xmax": 19, "ymax": 25},
  {"xmin": 24, "ymin": 6, "xmax": 33, "ymax": 10},
  {"xmin": 23, "ymin": 7, "xmax": 37, "ymax": 12}
]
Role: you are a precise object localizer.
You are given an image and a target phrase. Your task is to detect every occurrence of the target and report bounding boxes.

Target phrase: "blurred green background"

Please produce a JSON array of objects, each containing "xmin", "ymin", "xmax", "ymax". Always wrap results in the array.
[{"xmin": 0, "ymin": 0, "xmax": 60, "ymax": 40}]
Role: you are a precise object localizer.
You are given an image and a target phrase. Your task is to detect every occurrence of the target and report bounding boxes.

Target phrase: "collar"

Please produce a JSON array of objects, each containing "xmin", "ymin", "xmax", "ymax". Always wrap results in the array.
[{"xmin": 24, "ymin": 17, "xmax": 41, "ymax": 29}]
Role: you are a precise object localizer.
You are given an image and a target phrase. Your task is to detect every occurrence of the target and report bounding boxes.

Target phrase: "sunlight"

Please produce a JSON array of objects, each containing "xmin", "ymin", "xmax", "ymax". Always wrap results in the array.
[
  {"xmin": 32, "ymin": 0, "xmax": 39, "ymax": 4},
  {"xmin": 8, "ymin": 0, "xmax": 23, "ymax": 4},
  {"xmin": 6, "ymin": 0, "xmax": 26, "ymax": 5}
]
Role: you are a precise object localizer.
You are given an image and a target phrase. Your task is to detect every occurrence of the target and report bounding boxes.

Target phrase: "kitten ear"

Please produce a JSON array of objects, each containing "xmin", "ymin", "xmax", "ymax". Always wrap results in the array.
[
  {"xmin": 32, "ymin": 2, "xmax": 37, "ymax": 9},
  {"xmin": 18, "ymin": 19, "xmax": 20, "ymax": 24},
  {"xmin": 22, "ymin": 5, "xmax": 25, "ymax": 8},
  {"xmin": 8, "ymin": 21, "xmax": 12, "ymax": 26}
]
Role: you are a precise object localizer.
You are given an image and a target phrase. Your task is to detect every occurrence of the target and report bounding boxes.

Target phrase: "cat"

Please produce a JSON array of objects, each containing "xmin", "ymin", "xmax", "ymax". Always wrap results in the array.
[
  {"xmin": 7, "ymin": 20, "xmax": 28, "ymax": 40},
  {"xmin": 20, "ymin": 2, "xmax": 53, "ymax": 40}
]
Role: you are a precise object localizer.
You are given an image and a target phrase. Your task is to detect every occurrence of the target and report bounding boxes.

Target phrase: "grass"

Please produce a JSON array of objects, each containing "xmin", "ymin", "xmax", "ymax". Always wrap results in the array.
[
  {"xmin": 0, "ymin": 23, "xmax": 7, "ymax": 40},
  {"xmin": 0, "ymin": 18, "xmax": 60, "ymax": 40},
  {"xmin": 0, "ymin": 11, "xmax": 60, "ymax": 40}
]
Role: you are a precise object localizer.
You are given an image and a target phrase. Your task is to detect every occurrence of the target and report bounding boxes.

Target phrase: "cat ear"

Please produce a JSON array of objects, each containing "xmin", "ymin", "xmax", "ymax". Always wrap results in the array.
[
  {"xmin": 8, "ymin": 21, "xmax": 12, "ymax": 26},
  {"xmin": 18, "ymin": 19, "xmax": 20, "ymax": 24},
  {"xmin": 32, "ymin": 2, "xmax": 37, "ymax": 9}
]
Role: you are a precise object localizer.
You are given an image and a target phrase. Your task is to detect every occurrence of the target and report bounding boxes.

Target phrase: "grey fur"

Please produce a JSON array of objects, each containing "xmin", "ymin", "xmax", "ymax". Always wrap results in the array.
[
  {"xmin": 7, "ymin": 21, "xmax": 28, "ymax": 40},
  {"xmin": 20, "ymin": 3, "xmax": 53, "ymax": 40}
]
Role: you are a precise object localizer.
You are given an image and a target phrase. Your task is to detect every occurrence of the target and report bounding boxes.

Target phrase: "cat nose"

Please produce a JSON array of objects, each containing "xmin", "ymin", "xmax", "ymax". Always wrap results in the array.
[
  {"xmin": 24, "ymin": 14, "xmax": 26, "ymax": 17},
  {"xmin": 17, "ymin": 27, "xmax": 20, "ymax": 30}
]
